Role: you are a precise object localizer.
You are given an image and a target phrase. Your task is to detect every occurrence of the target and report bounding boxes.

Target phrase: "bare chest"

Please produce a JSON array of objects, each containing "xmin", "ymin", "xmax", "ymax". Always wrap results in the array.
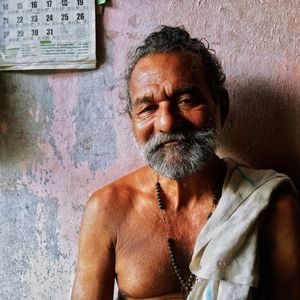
[{"xmin": 115, "ymin": 206, "xmax": 208, "ymax": 299}]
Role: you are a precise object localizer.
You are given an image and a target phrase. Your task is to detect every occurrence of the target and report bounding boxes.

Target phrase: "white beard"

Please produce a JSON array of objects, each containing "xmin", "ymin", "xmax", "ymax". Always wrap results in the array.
[{"xmin": 135, "ymin": 126, "xmax": 217, "ymax": 179}]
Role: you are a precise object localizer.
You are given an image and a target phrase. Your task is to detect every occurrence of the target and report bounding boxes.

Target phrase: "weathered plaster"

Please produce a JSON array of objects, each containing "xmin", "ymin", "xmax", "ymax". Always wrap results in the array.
[
  {"xmin": 0, "ymin": 188, "xmax": 67, "ymax": 299},
  {"xmin": 0, "ymin": 74, "xmax": 54, "ymax": 174},
  {"xmin": 0, "ymin": 0, "xmax": 299, "ymax": 299},
  {"xmin": 71, "ymin": 68, "xmax": 117, "ymax": 174}
]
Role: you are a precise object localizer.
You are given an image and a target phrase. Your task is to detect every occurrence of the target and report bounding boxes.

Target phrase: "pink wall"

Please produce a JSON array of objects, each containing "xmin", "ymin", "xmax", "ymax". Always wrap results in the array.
[{"xmin": 0, "ymin": 1, "xmax": 299, "ymax": 298}]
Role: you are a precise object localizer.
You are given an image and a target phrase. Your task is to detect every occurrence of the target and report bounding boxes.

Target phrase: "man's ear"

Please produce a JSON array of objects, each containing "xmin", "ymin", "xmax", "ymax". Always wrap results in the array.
[{"xmin": 219, "ymin": 88, "xmax": 229, "ymax": 127}]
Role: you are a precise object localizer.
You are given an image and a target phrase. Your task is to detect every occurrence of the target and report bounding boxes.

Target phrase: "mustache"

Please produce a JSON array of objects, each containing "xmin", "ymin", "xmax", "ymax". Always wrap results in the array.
[
  {"xmin": 135, "ymin": 122, "xmax": 218, "ymax": 179},
  {"xmin": 144, "ymin": 127, "xmax": 216, "ymax": 153}
]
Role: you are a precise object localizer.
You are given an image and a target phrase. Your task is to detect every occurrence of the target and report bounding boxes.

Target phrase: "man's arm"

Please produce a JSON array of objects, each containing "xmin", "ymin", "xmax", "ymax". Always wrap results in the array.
[
  {"xmin": 71, "ymin": 194, "xmax": 116, "ymax": 300},
  {"xmin": 261, "ymin": 187, "xmax": 300, "ymax": 299}
]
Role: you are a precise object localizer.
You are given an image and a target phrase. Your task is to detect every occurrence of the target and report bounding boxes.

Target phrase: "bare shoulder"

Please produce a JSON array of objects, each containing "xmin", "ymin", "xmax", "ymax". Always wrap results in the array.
[
  {"xmin": 264, "ymin": 184, "xmax": 299, "ymax": 235},
  {"xmin": 263, "ymin": 185, "xmax": 300, "ymax": 266},
  {"xmin": 260, "ymin": 184, "xmax": 300, "ymax": 299},
  {"xmin": 85, "ymin": 165, "xmax": 152, "ymax": 227},
  {"xmin": 71, "ymin": 166, "xmax": 152, "ymax": 299}
]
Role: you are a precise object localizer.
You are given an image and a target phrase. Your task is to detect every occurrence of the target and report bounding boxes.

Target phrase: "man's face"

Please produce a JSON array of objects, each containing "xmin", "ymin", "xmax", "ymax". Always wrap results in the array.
[{"xmin": 129, "ymin": 51, "xmax": 219, "ymax": 179}]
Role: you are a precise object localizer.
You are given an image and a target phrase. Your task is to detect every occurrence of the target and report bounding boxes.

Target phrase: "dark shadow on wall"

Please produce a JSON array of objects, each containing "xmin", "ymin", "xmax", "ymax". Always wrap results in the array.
[
  {"xmin": 0, "ymin": 74, "xmax": 28, "ymax": 165},
  {"xmin": 0, "ymin": 73, "xmax": 55, "ymax": 168},
  {"xmin": 96, "ymin": 9, "xmax": 106, "ymax": 67},
  {"xmin": 95, "ymin": 0, "xmax": 113, "ymax": 67},
  {"xmin": 219, "ymin": 79, "xmax": 300, "ymax": 193}
]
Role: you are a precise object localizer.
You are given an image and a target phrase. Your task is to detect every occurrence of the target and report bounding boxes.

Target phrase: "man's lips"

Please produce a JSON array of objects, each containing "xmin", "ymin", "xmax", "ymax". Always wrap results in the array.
[
  {"xmin": 155, "ymin": 139, "xmax": 185, "ymax": 150},
  {"xmin": 163, "ymin": 140, "xmax": 181, "ymax": 146},
  {"xmin": 150, "ymin": 136, "xmax": 188, "ymax": 152}
]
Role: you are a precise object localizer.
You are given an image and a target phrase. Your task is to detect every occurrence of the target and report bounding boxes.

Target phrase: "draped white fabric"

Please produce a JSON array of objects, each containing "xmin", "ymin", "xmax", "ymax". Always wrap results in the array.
[{"xmin": 188, "ymin": 158, "xmax": 297, "ymax": 300}]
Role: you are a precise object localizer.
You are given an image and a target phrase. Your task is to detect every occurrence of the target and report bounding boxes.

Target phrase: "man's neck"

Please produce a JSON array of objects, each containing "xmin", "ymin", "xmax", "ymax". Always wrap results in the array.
[{"xmin": 156, "ymin": 155, "xmax": 225, "ymax": 210}]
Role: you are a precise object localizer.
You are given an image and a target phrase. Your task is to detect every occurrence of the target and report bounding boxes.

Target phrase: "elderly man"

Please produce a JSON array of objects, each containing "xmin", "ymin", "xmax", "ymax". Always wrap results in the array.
[{"xmin": 72, "ymin": 26, "xmax": 300, "ymax": 299}]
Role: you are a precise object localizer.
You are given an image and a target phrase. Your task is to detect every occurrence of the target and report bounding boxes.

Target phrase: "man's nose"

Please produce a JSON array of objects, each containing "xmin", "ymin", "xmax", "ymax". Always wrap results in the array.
[{"xmin": 155, "ymin": 105, "xmax": 181, "ymax": 133}]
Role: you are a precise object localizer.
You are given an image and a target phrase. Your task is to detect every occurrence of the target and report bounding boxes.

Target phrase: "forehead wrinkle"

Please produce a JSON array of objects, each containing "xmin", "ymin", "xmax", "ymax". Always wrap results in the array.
[
  {"xmin": 135, "ymin": 70, "xmax": 166, "ymax": 84},
  {"xmin": 130, "ymin": 51, "xmax": 212, "ymax": 105},
  {"xmin": 132, "ymin": 74, "xmax": 172, "ymax": 102},
  {"xmin": 133, "ymin": 77, "xmax": 202, "ymax": 104},
  {"xmin": 143, "ymin": 83, "xmax": 169, "ymax": 103}
]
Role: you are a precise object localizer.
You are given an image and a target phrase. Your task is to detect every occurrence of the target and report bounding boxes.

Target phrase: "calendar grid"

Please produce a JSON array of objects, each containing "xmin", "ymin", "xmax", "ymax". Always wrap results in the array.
[{"xmin": 0, "ymin": 0, "xmax": 96, "ymax": 70}]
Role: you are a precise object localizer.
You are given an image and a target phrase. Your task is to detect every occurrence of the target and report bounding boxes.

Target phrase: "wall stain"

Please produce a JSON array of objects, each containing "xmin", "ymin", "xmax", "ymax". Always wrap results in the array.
[
  {"xmin": 71, "ymin": 56, "xmax": 117, "ymax": 174},
  {"xmin": 0, "ymin": 73, "xmax": 54, "ymax": 177}
]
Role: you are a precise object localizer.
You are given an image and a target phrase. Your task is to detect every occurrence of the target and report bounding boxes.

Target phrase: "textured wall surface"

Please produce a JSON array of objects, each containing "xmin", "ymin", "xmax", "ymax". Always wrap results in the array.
[{"xmin": 1, "ymin": 1, "xmax": 299, "ymax": 299}]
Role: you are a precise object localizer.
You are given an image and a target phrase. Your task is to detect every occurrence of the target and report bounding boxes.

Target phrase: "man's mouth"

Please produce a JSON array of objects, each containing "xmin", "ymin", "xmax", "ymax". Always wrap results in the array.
[{"xmin": 162, "ymin": 140, "xmax": 181, "ymax": 146}]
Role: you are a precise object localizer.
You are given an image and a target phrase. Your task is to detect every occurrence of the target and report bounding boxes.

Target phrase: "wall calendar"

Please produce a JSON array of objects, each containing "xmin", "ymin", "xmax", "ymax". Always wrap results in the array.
[{"xmin": 0, "ymin": 0, "xmax": 96, "ymax": 70}]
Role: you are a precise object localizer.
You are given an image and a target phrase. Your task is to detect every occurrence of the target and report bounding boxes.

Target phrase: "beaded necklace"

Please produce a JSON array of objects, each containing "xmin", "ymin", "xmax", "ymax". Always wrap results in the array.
[{"xmin": 154, "ymin": 167, "xmax": 224, "ymax": 294}]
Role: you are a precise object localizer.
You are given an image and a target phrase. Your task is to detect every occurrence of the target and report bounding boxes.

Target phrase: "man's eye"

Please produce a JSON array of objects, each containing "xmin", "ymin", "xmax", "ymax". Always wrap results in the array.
[
  {"xmin": 178, "ymin": 98, "xmax": 201, "ymax": 106},
  {"xmin": 138, "ymin": 105, "xmax": 157, "ymax": 115},
  {"xmin": 179, "ymin": 99, "xmax": 193, "ymax": 104}
]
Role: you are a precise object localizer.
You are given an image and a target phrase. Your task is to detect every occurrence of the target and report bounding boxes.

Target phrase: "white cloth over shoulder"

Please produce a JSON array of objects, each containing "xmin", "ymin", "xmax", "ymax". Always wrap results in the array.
[{"xmin": 188, "ymin": 158, "xmax": 296, "ymax": 300}]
